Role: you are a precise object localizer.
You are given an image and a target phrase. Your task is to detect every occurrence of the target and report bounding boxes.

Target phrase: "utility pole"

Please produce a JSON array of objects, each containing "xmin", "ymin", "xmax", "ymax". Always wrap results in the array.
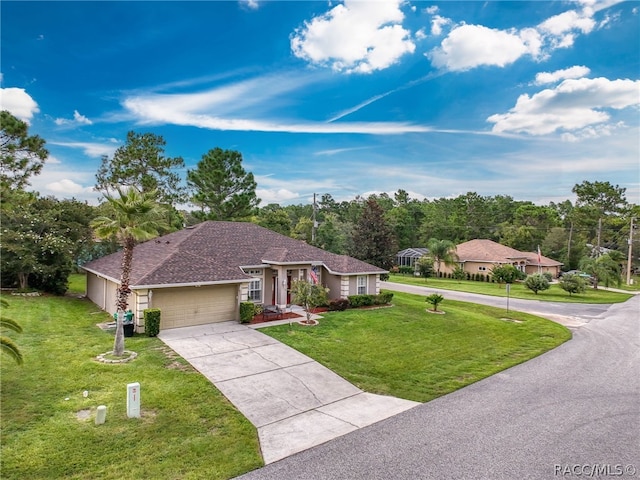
[
  {"xmin": 627, "ymin": 217, "xmax": 635, "ymax": 285},
  {"xmin": 312, "ymin": 193, "xmax": 317, "ymax": 244},
  {"xmin": 567, "ymin": 220, "xmax": 573, "ymax": 267}
]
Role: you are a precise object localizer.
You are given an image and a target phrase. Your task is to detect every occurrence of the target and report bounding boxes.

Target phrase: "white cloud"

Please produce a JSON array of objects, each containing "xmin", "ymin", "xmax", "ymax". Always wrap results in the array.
[
  {"xmin": 290, "ymin": 0, "xmax": 415, "ymax": 74},
  {"xmin": 538, "ymin": 9, "xmax": 595, "ymax": 37},
  {"xmin": 487, "ymin": 77, "xmax": 640, "ymax": 136},
  {"xmin": 46, "ymin": 178, "xmax": 94, "ymax": 195},
  {"xmin": 122, "ymin": 72, "xmax": 432, "ymax": 135},
  {"xmin": 0, "ymin": 87, "xmax": 40, "ymax": 122},
  {"xmin": 239, "ymin": 0, "xmax": 259, "ymax": 10},
  {"xmin": 50, "ymin": 141, "xmax": 118, "ymax": 157},
  {"xmin": 534, "ymin": 65, "xmax": 591, "ymax": 85},
  {"xmin": 427, "ymin": 3, "xmax": 614, "ymax": 73},
  {"xmin": 428, "ymin": 24, "xmax": 531, "ymax": 71},
  {"xmin": 256, "ymin": 188, "xmax": 300, "ymax": 204},
  {"xmin": 54, "ymin": 110, "xmax": 93, "ymax": 126},
  {"xmin": 430, "ymin": 15, "xmax": 450, "ymax": 36}
]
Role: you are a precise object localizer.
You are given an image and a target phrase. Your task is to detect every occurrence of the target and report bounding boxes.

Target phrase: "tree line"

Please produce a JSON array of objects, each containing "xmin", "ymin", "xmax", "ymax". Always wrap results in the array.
[{"xmin": 2, "ymin": 111, "xmax": 638, "ymax": 295}]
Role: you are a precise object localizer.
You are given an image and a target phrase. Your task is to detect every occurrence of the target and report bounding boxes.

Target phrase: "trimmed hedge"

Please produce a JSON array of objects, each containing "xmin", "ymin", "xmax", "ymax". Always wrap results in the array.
[
  {"xmin": 144, "ymin": 308, "xmax": 161, "ymax": 337},
  {"xmin": 347, "ymin": 292, "xmax": 394, "ymax": 308},
  {"xmin": 239, "ymin": 302, "xmax": 255, "ymax": 323},
  {"xmin": 328, "ymin": 298, "xmax": 350, "ymax": 311}
]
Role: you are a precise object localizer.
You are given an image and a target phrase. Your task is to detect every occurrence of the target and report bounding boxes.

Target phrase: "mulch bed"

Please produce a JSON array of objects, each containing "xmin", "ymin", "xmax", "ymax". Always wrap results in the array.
[{"xmin": 249, "ymin": 312, "xmax": 302, "ymax": 325}]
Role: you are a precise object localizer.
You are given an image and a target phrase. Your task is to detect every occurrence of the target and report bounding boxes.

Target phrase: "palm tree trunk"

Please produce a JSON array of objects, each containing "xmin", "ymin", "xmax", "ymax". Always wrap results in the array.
[{"xmin": 114, "ymin": 236, "xmax": 134, "ymax": 356}]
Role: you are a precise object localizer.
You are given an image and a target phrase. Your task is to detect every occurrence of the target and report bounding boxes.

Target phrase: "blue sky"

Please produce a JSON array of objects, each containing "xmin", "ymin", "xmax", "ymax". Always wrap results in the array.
[{"xmin": 1, "ymin": 0, "xmax": 638, "ymax": 207}]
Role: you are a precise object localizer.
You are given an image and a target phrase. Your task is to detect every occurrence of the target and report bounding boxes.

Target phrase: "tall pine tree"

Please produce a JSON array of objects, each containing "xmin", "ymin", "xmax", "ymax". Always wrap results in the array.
[
  {"xmin": 187, "ymin": 148, "xmax": 260, "ymax": 221},
  {"xmin": 351, "ymin": 198, "xmax": 397, "ymax": 270}
]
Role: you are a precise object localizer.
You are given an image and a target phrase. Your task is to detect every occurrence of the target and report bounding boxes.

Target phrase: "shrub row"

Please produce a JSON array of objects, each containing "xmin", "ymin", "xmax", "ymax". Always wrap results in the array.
[{"xmin": 347, "ymin": 292, "xmax": 393, "ymax": 308}]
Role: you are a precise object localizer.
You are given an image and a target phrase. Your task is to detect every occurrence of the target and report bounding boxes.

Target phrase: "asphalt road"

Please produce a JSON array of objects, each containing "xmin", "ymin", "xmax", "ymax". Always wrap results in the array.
[{"xmin": 238, "ymin": 285, "xmax": 639, "ymax": 480}]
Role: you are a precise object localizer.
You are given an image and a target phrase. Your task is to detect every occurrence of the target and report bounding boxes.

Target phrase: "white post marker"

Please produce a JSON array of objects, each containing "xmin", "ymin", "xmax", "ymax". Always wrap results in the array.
[
  {"xmin": 95, "ymin": 405, "xmax": 107, "ymax": 425},
  {"xmin": 127, "ymin": 382, "xmax": 141, "ymax": 418}
]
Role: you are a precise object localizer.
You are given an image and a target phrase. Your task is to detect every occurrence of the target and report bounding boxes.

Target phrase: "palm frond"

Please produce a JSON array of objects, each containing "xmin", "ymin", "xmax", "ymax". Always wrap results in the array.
[
  {"xmin": 1, "ymin": 317, "xmax": 23, "ymax": 333},
  {"xmin": 1, "ymin": 336, "xmax": 23, "ymax": 365}
]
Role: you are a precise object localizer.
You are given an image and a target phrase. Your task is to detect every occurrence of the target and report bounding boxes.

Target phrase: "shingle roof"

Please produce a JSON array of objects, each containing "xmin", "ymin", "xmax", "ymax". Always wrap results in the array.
[
  {"xmin": 455, "ymin": 239, "xmax": 563, "ymax": 267},
  {"xmin": 82, "ymin": 221, "xmax": 386, "ymax": 287}
]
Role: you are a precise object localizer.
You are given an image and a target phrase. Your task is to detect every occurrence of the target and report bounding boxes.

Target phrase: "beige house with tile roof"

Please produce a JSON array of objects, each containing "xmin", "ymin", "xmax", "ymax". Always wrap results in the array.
[
  {"xmin": 82, "ymin": 221, "xmax": 386, "ymax": 331},
  {"xmin": 440, "ymin": 239, "xmax": 563, "ymax": 279}
]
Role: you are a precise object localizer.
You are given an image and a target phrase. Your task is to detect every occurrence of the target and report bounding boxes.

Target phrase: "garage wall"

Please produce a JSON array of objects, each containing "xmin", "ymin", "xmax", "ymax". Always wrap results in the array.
[
  {"xmin": 151, "ymin": 284, "xmax": 238, "ymax": 330},
  {"xmin": 86, "ymin": 273, "xmax": 118, "ymax": 313}
]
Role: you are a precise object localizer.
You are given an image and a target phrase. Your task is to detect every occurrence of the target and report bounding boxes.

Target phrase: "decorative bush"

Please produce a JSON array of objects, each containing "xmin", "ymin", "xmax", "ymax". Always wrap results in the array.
[
  {"xmin": 558, "ymin": 274, "xmax": 587, "ymax": 295},
  {"xmin": 144, "ymin": 308, "xmax": 161, "ymax": 337},
  {"xmin": 425, "ymin": 293, "xmax": 444, "ymax": 312},
  {"xmin": 239, "ymin": 302, "xmax": 255, "ymax": 323},
  {"xmin": 452, "ymin": 266, "xmax": 466, "ymax": 281},
  {"xmin": 542, "ymin": 272, "xmax": 553, "ymax": 282},
  {"xmin": 328, "ymin": 298, "xmax": 350, "ymax": 311},
  {"xmin": 375, "ymin": 291, "xmax": 394, "ymax": 304},
  {"xmin": 524, "ymin": 273, "xmax": 550, "ymax": 295},
  {"xmin": 398, "ymin": 266, "xmax": 414, "ymax": 275}
]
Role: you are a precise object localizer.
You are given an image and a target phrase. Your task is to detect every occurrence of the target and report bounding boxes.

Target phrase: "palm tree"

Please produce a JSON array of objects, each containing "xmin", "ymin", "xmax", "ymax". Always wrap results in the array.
[
  {"xmin": 580, "ymin": 253, "xmax": 622, "ymax": 289},
  {"xmin": 91, "ymin": 187, "xmax": 169, "ymax": 355},
  {"xmin": 427, "ymin": 238, "xmax": 458, "ymax": 278},
  {"xmin": 1, "ymin": 299, "xmax": 23, "ymax": 365}
]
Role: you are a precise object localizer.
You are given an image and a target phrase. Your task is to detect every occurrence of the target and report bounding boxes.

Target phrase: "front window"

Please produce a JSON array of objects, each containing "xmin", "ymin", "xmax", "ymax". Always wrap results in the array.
[
  {"xmin": 244, "ymin": 269, "xmax": 263, "ymax": 302},
  {"xmin": 357, "ymin": 275, "xmax": 367, "ymax": 295},
  {"xmin": 248, "ymin": 279, "xmax": 262, "ymax": 302}
]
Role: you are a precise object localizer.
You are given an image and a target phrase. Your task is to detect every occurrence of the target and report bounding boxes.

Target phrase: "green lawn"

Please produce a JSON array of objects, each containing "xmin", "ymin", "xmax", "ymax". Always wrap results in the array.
[
  {"xmin": 388, "ymin": 274, "xmax": 633, "ymax": 304},
  {"xmin": 263, "ymin": 291, "xmax": 571, "ymax": 403},
  {"xmin": 0, "ymin": 293, "xmax": 262, "ymax": 480}
]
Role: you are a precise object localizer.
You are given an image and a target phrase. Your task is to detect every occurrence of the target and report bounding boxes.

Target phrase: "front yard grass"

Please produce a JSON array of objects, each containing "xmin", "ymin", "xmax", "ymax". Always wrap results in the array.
[
  {"xmin": 388, "ymin": 274, "xmax": 632, "ymax": 304},
  {"xmin": 0, "ymin": 294, "xmax": 262, "ymax": 480},
  {"xmin": 263, "ymin": 291, "xmax": 571, "ymax": 403}
]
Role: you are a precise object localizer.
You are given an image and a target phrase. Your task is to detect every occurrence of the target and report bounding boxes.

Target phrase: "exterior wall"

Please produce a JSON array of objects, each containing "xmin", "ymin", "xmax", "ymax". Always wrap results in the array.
[
  {"xmin": 368, "ymin": 275, "xmax": 378, "ymax": 294},
  {"xmin": 524, "ymin": 265, "xmax": 561, "ymax": 278},
  {"xmin": 323, "ymin": 271, "xmax": 342, "ymax": 300},
  {"xmin": 442, "ymin": 260, "xmax": 561, "ymax": 278},
  {"xmin": 86, "ymin": 273, "xmax": 120, "ymax": 314}
]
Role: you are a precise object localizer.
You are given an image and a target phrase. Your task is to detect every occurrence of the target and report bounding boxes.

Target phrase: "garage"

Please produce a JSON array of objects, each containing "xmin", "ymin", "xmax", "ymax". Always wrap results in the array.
[{"xmin": 151, "ymin": 284, "xmax": 238, "ymax": 330}]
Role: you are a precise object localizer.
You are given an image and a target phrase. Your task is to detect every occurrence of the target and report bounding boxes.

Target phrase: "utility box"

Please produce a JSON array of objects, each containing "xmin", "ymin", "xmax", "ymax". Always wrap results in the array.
[{"xmin": 127, "ymin": 382, "xmax": 141, "ymax": 418}]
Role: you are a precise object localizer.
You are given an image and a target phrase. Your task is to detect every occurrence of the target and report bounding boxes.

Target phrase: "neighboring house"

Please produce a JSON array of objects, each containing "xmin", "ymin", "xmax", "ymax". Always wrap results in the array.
[
  {"xmin": 395, "ymin": 247, "xmax": 430, "ymax": 269},
  {"xmin": 440, "ymin": 239, "xmax": 563, "ymax": 278},
  {"xmin": 82, "ymin": 221, "xmax": 386, "ymax": 331}
]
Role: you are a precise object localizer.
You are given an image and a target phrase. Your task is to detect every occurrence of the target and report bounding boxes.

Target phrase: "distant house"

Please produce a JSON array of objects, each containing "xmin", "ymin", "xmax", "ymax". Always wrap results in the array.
[
  {"xmin": 395, "ymin": 248, "xmax": 430, "ymax": 269},
  {"xmin": 440, "ymin": 239, "xmax": 563, "ymax": 278},
  {"xmin": 82, "ymin": 221, "xmax": 386, "ymax": 331}
]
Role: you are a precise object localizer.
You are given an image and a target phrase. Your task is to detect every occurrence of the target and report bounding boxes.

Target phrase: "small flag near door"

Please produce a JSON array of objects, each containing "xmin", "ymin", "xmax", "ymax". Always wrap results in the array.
[{"xmin": 310, "ymin": 266, "xmax": 318, "ymax": 284}]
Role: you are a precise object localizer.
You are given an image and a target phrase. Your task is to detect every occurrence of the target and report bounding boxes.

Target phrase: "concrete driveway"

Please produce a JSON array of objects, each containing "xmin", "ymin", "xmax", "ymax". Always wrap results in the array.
[
  {"xmin": 238, "ymin": 286, "xmax": 639, "ymax": 479},
  {"xmin": 158, "ymin": 321, "xmax": 418, "ymax": 464}
]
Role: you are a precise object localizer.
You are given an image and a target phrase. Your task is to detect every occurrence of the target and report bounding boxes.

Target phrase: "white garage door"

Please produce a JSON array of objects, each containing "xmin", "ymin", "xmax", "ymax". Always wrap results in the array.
[{"xmin": 152, "ymin": 285, "xmax": 237, "ymax": 330}]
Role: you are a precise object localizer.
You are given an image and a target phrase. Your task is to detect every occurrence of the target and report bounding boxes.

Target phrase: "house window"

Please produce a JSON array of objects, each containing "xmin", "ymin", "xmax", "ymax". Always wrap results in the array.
[
  {"xmin": 248, "ymin": 279, "xmax": 262, "ymax": 302},
  {"xmin": 244, "ymin": 269, "xmax": 263, "ymax": 302},
  {"xmin": 357, "ymin": 275, "xmax": 367, "ymax": 295}
]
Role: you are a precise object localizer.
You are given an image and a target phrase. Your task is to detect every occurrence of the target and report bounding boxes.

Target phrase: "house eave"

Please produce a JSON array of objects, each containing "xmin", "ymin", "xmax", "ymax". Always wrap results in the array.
[{"xmin": 132, "ymin": 279, "xmax": 249, "ymax": 290}]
